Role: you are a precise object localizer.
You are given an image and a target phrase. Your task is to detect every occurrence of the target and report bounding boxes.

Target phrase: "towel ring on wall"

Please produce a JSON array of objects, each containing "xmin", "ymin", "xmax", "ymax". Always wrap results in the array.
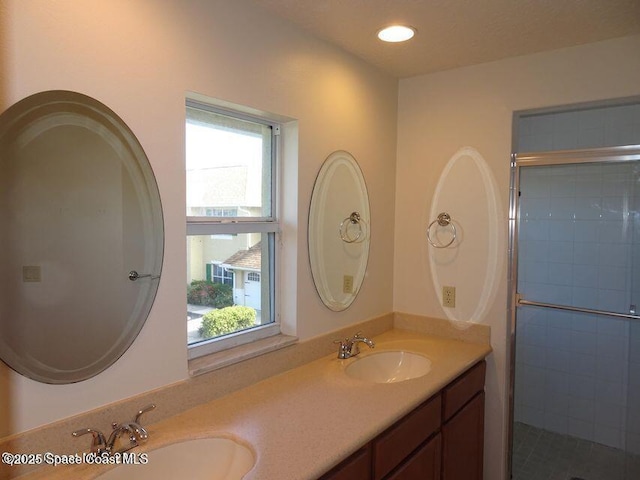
[
  {"xmin": 427, "ymin": 212, "xmax": 457, "ymax": 248},
  {"xmin": 339, "ymin": 211, "xmax": 364, "ymax": 243}
]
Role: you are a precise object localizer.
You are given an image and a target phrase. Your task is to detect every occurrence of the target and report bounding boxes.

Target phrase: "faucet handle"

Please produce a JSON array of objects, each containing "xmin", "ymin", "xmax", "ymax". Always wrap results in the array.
[
  {"xmin": 72, "ymin": 428, "xmax": 106, "ymax": 453},
  {"xmin": 333, "ymin": 338, "xmax": 352, "ymax": 359},
  {"xmin": 133, "ymin": 403, "xmax": 156, "ymax": 424}
]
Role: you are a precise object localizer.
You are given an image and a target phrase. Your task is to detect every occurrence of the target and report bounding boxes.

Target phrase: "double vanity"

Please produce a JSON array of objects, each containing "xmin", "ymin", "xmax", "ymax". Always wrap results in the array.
[{"xmin": 13, "ymin": 326, "xmax": 491, "ymax": 480}]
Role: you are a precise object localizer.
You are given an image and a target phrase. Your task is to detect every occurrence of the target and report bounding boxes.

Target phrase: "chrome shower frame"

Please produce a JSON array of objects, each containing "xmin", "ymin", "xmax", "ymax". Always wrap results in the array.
[{"xmin": 506, "ymin": 143, "xmax": 640, "ymax": 479}]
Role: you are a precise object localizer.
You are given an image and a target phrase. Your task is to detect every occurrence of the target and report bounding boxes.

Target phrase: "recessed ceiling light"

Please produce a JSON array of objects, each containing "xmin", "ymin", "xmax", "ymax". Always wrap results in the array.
[{"xmin": 377, "ymin": 25, "xmax": 416, "ymax": 43}]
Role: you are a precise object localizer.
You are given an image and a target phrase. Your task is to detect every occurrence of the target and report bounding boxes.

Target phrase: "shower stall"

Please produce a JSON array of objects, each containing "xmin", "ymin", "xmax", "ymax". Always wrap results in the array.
[{"xmin": 509, "ymin": 102, "xmax": 640, "ymax": 480}]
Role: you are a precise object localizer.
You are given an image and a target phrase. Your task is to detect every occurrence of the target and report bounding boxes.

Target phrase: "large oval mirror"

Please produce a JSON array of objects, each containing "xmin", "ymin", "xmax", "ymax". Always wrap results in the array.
[
  {"xmin": 309, "ymin": 151, "xmax": 370, "ymax": 311},
  {"xmin": 0, "ymin": 91, "xmax": 163, "ymax": 384}
]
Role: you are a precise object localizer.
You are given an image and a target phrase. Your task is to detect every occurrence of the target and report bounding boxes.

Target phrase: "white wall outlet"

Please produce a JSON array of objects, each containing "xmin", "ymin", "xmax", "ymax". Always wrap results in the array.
[{"xmin": 442, "ymin": 286, "xmax": 456, "ymax": 308}]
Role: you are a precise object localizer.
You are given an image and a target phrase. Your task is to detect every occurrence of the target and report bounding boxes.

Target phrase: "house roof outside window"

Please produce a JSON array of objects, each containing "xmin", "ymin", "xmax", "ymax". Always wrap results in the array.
[{"xmin": 222, "ymin": 242, "xmax": 261, "ymax": 271}]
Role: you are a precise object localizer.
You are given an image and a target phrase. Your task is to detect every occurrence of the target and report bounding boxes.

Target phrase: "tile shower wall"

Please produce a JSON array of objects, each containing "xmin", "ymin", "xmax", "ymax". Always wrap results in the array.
[
  {"xmin": 514, "ymin": 102, "xmax": 640, "ymax": 453},
  {"xmin": 518, "ymin": 103, "xmax": 640, "ymax": 152}
]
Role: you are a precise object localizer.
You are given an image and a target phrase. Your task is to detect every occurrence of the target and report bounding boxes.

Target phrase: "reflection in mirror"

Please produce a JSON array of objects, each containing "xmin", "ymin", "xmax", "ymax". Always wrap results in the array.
[
  {"xmin": 0, "ymin": 91, "xmax": 163, "ymax": 384},
  {"xmin": 309, "ymin": 151, "xmax": 370, "ymax": 311}
]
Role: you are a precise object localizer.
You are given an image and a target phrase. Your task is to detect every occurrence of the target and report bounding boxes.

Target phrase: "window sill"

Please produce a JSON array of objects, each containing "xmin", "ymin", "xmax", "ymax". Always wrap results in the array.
[{"xmin": 188, "ymin": 333, "xmax": 298, "ymax": 377}]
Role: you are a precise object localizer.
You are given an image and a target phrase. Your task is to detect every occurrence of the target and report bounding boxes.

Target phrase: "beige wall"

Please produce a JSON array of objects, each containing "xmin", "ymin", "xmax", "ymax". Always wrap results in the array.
[
  {"xmin": 0, "ymin": 0, "xmax": 397, "ymax": 434},
  {"xmin": 395, "ymin": 34, "xmax": 640, "ymax": 479}
]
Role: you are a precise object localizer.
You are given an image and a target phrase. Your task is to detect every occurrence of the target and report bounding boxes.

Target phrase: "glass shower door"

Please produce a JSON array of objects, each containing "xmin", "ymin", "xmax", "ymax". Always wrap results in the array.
[{"xmin": 511, "ymin": 149, "xmax": 640, "ymax": 480}]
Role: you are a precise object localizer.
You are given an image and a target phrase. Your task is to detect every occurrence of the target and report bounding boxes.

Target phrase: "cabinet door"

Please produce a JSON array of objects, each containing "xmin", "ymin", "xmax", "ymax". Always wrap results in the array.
[
  {"xmin": 319, "ymin": 444, "xmax": 372, "ymax": 480},
  {"xmin": 386, "ymin": 434, "xmax": 441, "ymax": 480},
  {"xmin": 443, "ymin": 361, "xmax": 486, "ymax": 421},
  {"xmin": 374, "ymin": 395, "xmax": 441, "ymax": 480},
  {"xmin": 441, "ymin": 391, "xmax": 484, "ymax": 480}
]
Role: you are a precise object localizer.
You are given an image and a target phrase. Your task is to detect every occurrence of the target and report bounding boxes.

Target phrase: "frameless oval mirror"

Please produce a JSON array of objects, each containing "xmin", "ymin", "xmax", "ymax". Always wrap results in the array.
[
  {"xmin": 309, "ymin": 151, "xmax": 370, "ymax": 311},
  {"xmin": 0, "ymin": 91, "xmax": 163, "ymax": 384}
]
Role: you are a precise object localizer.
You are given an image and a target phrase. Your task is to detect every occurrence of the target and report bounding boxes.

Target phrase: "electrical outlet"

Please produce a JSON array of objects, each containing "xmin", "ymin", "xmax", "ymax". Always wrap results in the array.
[
  {"xmin": 343, "ymin": 275, "xmax": 354, "ymax": 294},
  {"xmin": 442, "ymin": 286, "xmax": 456, "ymax": 308},
  {"xmin": 23, "ymin": 265, "xmax": 41, "ymax": 283}
]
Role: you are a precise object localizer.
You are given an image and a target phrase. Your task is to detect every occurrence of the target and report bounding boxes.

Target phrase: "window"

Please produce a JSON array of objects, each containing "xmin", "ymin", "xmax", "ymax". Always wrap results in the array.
[
  {"xmin": 247, "ymin": 272, "xmax": 260, "ymax": 282},
  {"xmin": 186, "ymin": 99, "xmax": 279, "ymax": 358},
  {"xmin": 210, "ymin": 264, "xmax": 233, "ymax": 286},
  {"xmin": 206, "ymin": 207, "xmax": 238, "ymax": 217}
]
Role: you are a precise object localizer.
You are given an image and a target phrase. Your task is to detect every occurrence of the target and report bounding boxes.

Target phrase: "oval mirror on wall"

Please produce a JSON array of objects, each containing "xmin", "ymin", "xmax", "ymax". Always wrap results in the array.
[
  {"xmin": 428, "ymin": 146, "xmax": 501, "ymax": 324},
  {"xmin": 309, "ymin": 151, "xmax": 370, "ymax": 311},
  {"xmin": 0, "ymin": 91, "xmax": 164, "ymax": 384}
]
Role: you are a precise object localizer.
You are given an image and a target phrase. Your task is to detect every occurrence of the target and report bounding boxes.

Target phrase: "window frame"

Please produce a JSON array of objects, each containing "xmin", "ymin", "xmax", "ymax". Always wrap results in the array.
[{"xmin": 186, "ymin": 99, "xmax": 280, "ymax": 360}]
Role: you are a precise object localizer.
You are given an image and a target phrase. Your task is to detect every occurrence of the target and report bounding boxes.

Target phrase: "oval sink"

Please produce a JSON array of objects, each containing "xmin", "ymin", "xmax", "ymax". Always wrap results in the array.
[
  {"xmin": 345, "ymin": 351, "xmax": 431, "ymax": 383},
  {"xmin": 94, "ymin": 437, "xmax": 254, "ymax": 480}
]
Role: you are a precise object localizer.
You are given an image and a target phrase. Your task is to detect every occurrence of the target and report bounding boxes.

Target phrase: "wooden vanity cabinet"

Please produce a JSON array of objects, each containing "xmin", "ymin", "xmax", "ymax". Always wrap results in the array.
[
  {"xmin": 319, "ymin": 361, "xmax": 486, "ymax": 480},
  {"xmin": 319, "ymin": 444, "xmax": 372, "ymax": 480},
  {"xmin": 384, "ymin": 433, "xmax": 441, "ymax": 480},
  {"xmin": 441, "ymin": 361, "xmax": 486, "ymax": 480},
  {"xmin": 374, "ymin": 395, "xmax": 441, "ymax": 480},
  {"xmin": 320, "ymin": 396, "xmax": 441, "ymax": 480}
]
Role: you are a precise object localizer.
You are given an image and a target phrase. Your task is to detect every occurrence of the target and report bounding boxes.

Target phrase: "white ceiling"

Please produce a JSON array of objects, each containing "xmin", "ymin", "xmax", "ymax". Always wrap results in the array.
[{"xmin": 250, "ymin": 0, "xmax": 640, "ymax": 78}]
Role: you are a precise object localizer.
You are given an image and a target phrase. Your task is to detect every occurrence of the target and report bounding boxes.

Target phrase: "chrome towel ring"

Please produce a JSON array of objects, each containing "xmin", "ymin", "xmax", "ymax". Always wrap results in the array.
[
  {"xmin": 339, "ymin": 211, "xmax": 364, "ymax": 243},
  {"xmin": 427, "ymin": 212, "xmax": 457, "ymax": 248}
]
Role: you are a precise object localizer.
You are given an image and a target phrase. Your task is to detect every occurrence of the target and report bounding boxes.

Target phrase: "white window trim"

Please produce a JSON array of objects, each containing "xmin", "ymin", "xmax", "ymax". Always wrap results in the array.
[
  {"xmin": 186, "ymin": 98, "xmax": 282, "ymax": 361},
  {"xmin": 187, "ymin": 323, "xmax": 282, "ymax": 360}
]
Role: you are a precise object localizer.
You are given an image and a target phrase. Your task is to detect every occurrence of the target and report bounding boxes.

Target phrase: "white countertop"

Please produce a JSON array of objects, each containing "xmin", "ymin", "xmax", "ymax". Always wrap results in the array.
[{"xmin": 19, "ymin": 329, "xmax": 491, "ymax": 480}]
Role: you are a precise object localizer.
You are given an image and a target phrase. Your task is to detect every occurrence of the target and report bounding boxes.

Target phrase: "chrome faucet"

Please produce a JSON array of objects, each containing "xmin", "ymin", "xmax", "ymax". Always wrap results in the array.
[
  {"xmin": 334, "ymin": 332, "xmax": 375, "ymax": 359},
  {"xmin": 105, "ymin": 423, "xmax": 138, "ymax": 454},
  {"xmin": 72, "ymin": 403, "xmax": 156, "ymax": 455}
]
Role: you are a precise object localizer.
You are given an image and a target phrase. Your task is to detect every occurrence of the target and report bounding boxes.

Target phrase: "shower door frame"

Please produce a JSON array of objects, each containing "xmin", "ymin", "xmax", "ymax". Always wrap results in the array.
[{"xmin": 507, "ymin": 144, "xmax": 640, "ymax": 479}]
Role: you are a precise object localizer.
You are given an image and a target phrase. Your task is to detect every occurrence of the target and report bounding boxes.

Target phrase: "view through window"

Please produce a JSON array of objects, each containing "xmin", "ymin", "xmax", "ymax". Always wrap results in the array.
[{"xmin": 186, "ymin": 101, "xmax": 278, "ymax": 356}]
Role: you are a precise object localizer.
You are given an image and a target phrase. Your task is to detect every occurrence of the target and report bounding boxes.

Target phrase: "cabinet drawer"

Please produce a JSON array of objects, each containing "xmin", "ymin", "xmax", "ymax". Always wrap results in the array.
[
  {"xmin": 386, "ymin": 433, "xmax": 441, "ymax": 480},
  {"xmin": 319, "ymin": 444, "xmax": 372, "ymax": 480},
  {"xmin": 374, "ymin": 394, "xmax": 441, "ymax": 480},
  {"xmin": 442, "ymin": 361, "xmax": 485, "ymax": 421}
]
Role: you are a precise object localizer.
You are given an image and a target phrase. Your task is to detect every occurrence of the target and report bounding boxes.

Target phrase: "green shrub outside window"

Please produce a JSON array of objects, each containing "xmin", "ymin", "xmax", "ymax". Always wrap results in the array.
[{"xmin": 199, "ymin": 306, "xmax": 257, "ymax": 338}]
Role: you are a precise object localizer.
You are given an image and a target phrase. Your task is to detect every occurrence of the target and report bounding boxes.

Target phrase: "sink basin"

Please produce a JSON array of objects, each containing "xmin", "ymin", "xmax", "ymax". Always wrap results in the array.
[
  {"xmin": 94, "ymin": 437, "xmax": 254, "ymax": 480},
  {"xmin": 345, "ymin": 351, "xmax": 431, "ymax": 383}
]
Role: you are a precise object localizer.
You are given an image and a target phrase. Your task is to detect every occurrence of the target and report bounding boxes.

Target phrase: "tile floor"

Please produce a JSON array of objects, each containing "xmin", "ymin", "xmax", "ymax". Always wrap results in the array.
[{"xmin": 512, "ymin": 422, "xmax": 640, "ymax": 480}]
